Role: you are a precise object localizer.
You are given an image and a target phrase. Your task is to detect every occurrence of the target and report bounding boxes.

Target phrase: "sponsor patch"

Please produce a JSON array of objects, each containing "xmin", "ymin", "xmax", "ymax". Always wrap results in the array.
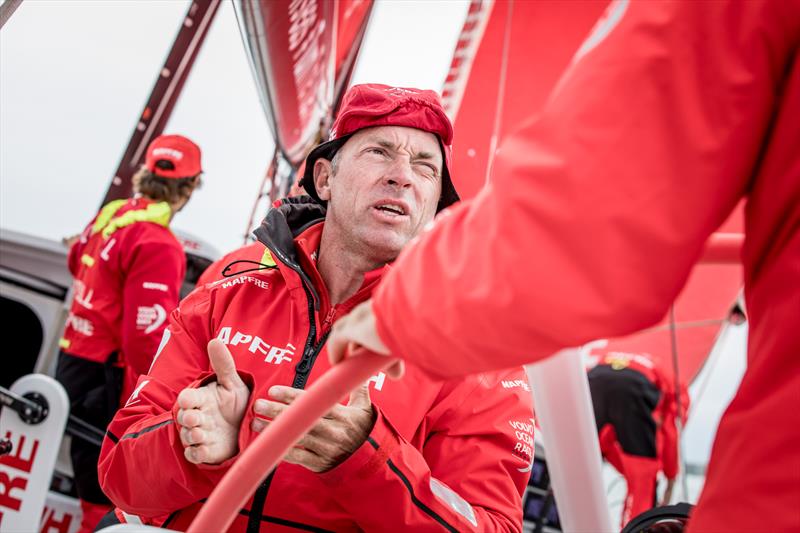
[
  {"xmin": 509, "ymin": 418, "xmax": 535, "ymax": 471},
  {"xmin": 136, "ymin": 304, "xmax": 167, "ymax": 334},
  {"xmin": 220, "ymin": 276, "xmax": 270, "ymax": 290},
  {"xmin": 143, "ymin": 281, "xmax": 169, "ymax": 292},
  {"xmin": 501, "ymin": 379, "xmax": 530, "ymax": 392}
]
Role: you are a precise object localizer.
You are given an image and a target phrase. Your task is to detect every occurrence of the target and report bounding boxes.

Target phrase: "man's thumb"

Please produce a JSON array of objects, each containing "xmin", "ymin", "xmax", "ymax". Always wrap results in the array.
[
  {"xmin": 348, "ymin": 382, "xmax": 371, "ymax": 408},
  {"xmin": 208, "ymin": 339, "xmax": 244, "ymax": 390}
]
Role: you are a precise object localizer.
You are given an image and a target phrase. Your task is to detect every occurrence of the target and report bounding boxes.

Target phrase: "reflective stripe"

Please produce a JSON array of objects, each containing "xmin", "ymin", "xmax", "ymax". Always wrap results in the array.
[
  {"xmin": 80, "ymin": 254, "xmax": 95, "ymax": 267},
  {"xmin": 430, "ymin": 478, "xmax": 478, "ymax": 527},
  {"xmin": 58, "ymin": 338, "xmax": 70, "ymax": 349}
]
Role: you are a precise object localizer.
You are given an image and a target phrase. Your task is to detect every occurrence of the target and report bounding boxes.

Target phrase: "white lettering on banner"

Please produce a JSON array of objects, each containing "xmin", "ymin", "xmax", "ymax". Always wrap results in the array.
[
  {"xmin": 288, "ymin": 0, "xmax": 317, "ymax": 52},
  {"xmin": 72, "ymin": 280, "xmax": 94, "ymax": 310},
  {"xmin": 65, "ymin": 313, "xmax": 93, "ymax": 336},
  {"xmin": 287, "ymin": 0, "xmax": 328, "ymax": 127},
  {"xmin": 40, "ymin": 502, "xmax": 77, "ymax": 533},
  {"xmin": 124, "ymin": 380, "xmax": 150, "ymax": 408},
  {"xmin": 148, "ymin": 329, "xmax": 171, "ymax": 373},
  {"xmin": 217, "ymin": 327, "xmax": 295, "ymax": 366},
  {"xmin": 501, "ymin": 379, "xmax": 530, "ymax": 392},
  {"xmin": 367, "ymin": 372, "xmax": 386, "ymax": 392},
  {"xmin": 509, "ymin": 419, "xmax": 535, "ymax": 472},
  {"xmin": 99, "ymin": 238, "xmax": 116, "ymax": 261},
  {"xmin": 220, "ymin": 276, "xmax": 269, "ymax": 290},
  {"xmin": 136, "ymin": 304, "xmax": 166, "ymax": 335},
  {"xmin": 143, "ymin": 282, "xmax": 168, "ymax": 292},
  {"xmin": 0, "ymin": 431, "xmax": 39, "ymax": 520}
]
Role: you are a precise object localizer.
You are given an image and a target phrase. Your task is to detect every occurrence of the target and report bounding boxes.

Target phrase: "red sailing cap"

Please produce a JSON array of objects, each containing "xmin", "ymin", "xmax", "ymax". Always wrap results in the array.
[
  {"xmin": 145, "ymin": 134, "xmax": 203, "ymax": 179},
  {"xmin": 301, "ymin": 84, "xmax": 459, "ymax": 210}
]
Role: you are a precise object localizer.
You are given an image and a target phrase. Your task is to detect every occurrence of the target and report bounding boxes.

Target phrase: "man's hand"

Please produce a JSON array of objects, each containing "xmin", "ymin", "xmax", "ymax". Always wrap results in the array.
[
  {"xmin": 327, "ymin": 300, "xmax": 404, "ymax": 378},
  {"xmin": 251, "ymin": 383, "xmax": 376, "ymax": 473},
  {"xmin": 176, "ymin": 339, "xmax": 250, "ymax": 465}
]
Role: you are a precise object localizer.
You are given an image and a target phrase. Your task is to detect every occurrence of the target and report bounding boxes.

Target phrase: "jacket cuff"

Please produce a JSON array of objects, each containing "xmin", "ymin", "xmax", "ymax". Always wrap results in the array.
[{"xmin": 317, "ymin": 406, "xmax": 399, "ymax": 486}]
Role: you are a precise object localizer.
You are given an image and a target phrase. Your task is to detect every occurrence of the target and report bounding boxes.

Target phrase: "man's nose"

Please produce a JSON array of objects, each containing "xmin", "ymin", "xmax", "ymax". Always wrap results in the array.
[{"xmin": 384, "ymin": 159, "xmax": 413, "ymax": 189}]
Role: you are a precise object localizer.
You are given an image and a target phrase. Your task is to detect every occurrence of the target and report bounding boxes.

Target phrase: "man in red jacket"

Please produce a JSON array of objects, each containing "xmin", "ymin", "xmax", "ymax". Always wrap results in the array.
[
  {"xmin": 98, "ymin": 84, "xmax": 534, "ymax": 532},
  {"xmin": 587, "ymin": 350, "xmax": 688, "ymax": 528},
  {"xmin": 329, "ymin": 2, "xmax": 800, "ymax": 531},
  {"xmin": 57, "ymin": 134, "xmax": 202, "ymax": 532}
]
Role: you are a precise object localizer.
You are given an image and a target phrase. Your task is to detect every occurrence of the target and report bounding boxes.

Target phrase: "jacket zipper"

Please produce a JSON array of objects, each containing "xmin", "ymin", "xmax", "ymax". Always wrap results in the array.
[
  {"xmin": 292, "ymin": 283, "xmax": 331, "ymax": 389},
  {"xmin": 253, "ymin": 239, "xmax": 329, "ymax": 527}
]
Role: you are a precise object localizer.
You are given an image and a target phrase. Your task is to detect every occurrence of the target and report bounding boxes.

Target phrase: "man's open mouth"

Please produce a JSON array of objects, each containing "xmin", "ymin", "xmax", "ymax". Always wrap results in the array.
[{"xmin": 374, "ymin": 203, "xmax": 407, "ymax": 216}]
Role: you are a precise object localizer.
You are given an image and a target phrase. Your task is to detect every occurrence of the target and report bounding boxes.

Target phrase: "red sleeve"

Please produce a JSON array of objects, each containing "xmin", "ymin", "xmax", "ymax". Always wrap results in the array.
[
  {"xmin": 372, "ymin": 1, "xmax": 795, "ymax": 378},
  {"xmin": 317, "ymin": 369, "xmax": 534, "ymax": 532},
  {"xmin": 98, "ymin": 289, "xmax": 254, "ymax": 518},
  {"xmin": 119, "ymin": 237, "xmax": 185, "ymax": 377}
]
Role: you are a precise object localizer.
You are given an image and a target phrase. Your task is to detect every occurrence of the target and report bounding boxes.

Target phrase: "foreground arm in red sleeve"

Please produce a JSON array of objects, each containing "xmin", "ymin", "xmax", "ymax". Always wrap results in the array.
[
  {"xmin": 372, "ymin": 0, "xmax": 795, "ymax": 378},
  {"xmin": 120, "ymin": 237, "xmax": 185, "ymax": 377},
  {"xmin": 99, "ymin": 290, "xmax": 247, "ymax": 518},
  {"xmin": 318, "ymin": 369, "xmax": 534, "ymax": 532}
]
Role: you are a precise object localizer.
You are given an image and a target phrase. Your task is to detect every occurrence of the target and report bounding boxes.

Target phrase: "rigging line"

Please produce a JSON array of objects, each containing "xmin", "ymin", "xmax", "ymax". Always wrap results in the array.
[
  {"xmin": 668, "ymin": 305, "xmax": 690, "ymax": 502},
  {"xmin": 243, "ymin": 148, "xmax": 279, "ymax": 245},
  {"xmin": 639, "ymin": 318, "xmax": 725, "ymax": 333},
  {"xmin": 484, "ymin": 0, "xmax": 514, "ymax": 186},
  {"xmin": 0, "ymin": 0, "xmax": 23, "ymax": 30}
]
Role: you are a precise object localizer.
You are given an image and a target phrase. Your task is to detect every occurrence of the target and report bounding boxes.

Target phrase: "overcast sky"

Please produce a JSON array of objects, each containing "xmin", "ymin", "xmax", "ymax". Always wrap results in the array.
[
  {"xmin": 0, "ymin": 0, "xmax": 467, "ymax": 254},
  {"xmin": 0, "ymin": 0, "xmax": 746, "ymax": 478}
]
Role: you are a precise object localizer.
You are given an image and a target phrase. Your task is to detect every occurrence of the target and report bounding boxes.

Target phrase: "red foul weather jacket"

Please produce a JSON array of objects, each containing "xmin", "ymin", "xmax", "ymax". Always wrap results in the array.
[
  {"xmin": 98, "ymin": 197, "xmax": 534, "ymax": 532},
  {"xmin": 61, "ymin": 197, "xmax": 185, "ymax": 398},
  {"xmin": 372, "ymin": 2, "xmax": 800, "ymax": 530}
]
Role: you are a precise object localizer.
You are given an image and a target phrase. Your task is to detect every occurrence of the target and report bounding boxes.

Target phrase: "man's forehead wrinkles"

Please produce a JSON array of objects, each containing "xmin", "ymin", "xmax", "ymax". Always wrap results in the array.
[{"xmin": 364, "ymin": 135, "xmax": 440, "ymax": 161}]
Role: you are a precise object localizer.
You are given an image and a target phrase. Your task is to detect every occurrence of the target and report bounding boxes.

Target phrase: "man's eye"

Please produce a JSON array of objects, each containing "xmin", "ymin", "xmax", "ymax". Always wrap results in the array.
[
  {"xmin": 416, "ymin": 162, "xmax": 439, "ymax": 177},
  {"xmin": 367, "ymin": 147, "xmax": 387, "ymax": 156}
]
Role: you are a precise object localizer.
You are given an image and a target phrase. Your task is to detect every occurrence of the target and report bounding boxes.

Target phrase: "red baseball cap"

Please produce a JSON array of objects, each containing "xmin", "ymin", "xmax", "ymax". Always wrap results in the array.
[
  {"xmin": 145, "ymin": 134, "xmax": 202, "ymax": 179},
  {"xmin": 300, "ymin": 84, "xmax": 459, "ymax": 211}
]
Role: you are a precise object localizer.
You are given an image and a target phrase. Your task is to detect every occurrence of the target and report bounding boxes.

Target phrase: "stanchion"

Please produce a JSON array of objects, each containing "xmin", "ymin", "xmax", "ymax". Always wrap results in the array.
[{"xmin": 526, "ymin": 349, "xmax": 614, "ymax": 533}]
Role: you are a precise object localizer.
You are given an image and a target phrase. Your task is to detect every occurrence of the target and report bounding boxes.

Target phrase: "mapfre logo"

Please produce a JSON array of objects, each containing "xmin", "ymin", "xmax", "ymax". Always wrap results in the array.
[
  {"xmin": 216, "ymin": 327, "xmax": 295, "ymax": 364},
  {"xmin": 501, "ymin": 379, "xmax": 530, "ymax": 392}
]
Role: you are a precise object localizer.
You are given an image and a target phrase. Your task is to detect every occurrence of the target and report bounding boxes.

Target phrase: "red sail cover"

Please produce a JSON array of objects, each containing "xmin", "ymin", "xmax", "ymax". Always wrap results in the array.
[
  {"xmin": 238, "ymin": 0, "xmax": 372, "ymax": 167},
  {"xmin": 445, "ymin": 0, "xmax": 610, "ymax": 199},
  {"xmin": 239, "ymin": 0, "xmax": 336, "ymax": 166},
  {"xmin": 239, "ymin": 0, "xmax": 372, "ymax": 234},
  {"xmin": 446, "ymin": 0, "xmax": 743, "ymax": 387}
]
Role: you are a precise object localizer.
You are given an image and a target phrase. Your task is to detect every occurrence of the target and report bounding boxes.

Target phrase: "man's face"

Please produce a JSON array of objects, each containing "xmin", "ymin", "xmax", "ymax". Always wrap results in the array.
[{"xmin": 314, "ymin": 126, "xmax": 443, "ymax": 262}]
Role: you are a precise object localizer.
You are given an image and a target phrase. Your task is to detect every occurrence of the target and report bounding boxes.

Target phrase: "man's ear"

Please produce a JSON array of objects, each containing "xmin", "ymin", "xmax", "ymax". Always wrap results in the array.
[{"xmin": 313, "ymin": 159, "xmax": 333, "ymax": 201}]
